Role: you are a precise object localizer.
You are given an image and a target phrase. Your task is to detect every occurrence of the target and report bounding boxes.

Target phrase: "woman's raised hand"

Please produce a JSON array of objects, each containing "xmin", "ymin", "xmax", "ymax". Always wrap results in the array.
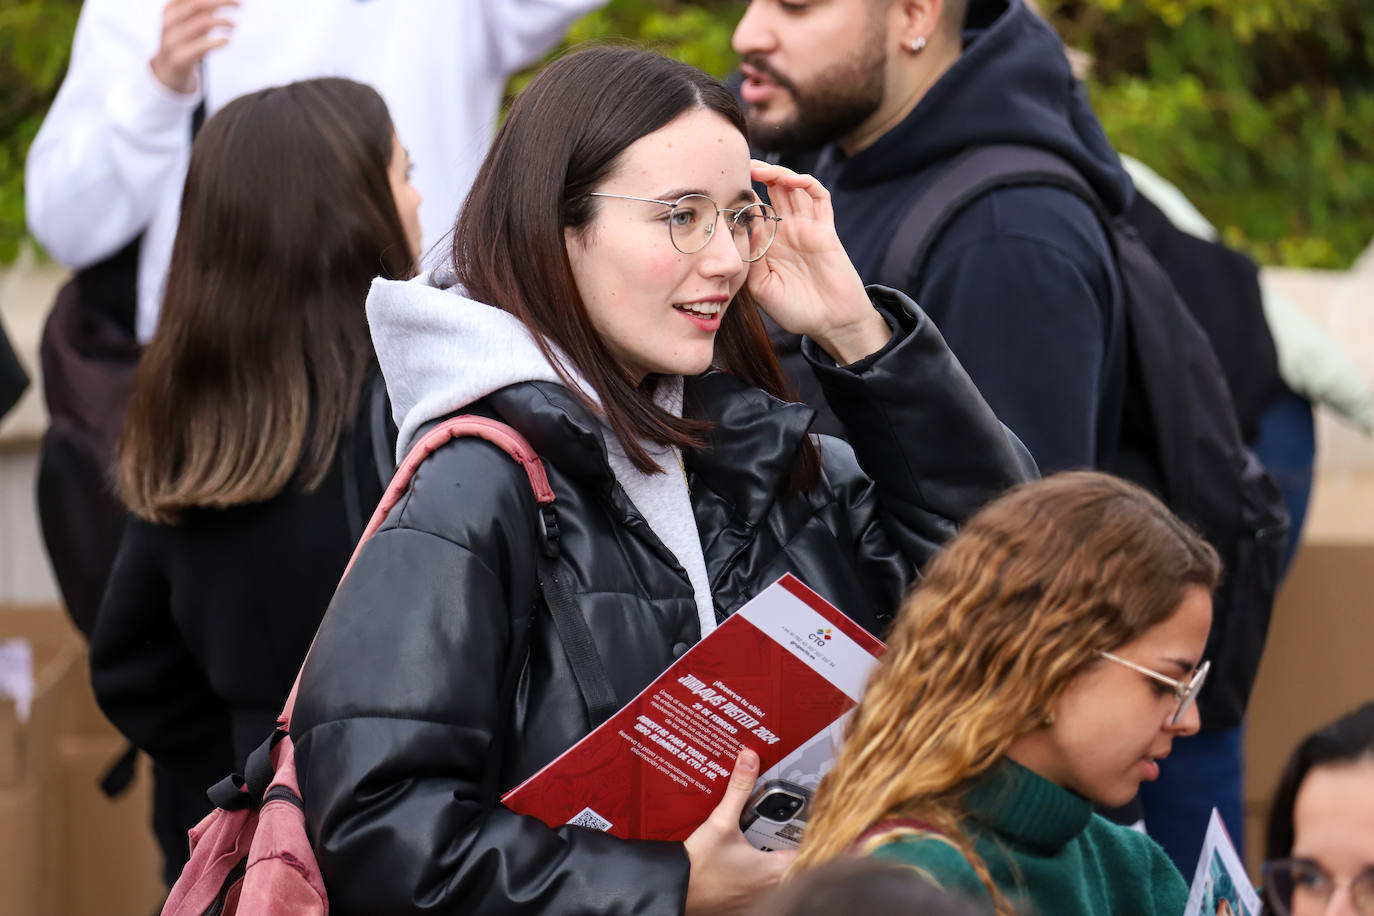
[
  {"xmin": 684, "ymin": 748, "xmax": 795, "ymax": 914},
  {"xmin": 746, "ymin": 161, "xmax": 891, "ymax": 365}
]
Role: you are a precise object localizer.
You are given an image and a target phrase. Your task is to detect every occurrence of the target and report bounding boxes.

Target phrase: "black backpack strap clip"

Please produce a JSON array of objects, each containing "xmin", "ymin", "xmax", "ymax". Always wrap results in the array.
[
  {"xmin": 537, "ymin": 504, "xmax": 561, "ymax": 559},
  {"xmin": 206, "ymin": 728, "xmax": 288, "ymax": 812}
]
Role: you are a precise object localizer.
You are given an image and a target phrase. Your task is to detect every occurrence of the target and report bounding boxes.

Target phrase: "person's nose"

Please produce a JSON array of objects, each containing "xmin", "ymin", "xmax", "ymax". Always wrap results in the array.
[
  {"xmin": 1321, "ymin": 886, "xmax": 1361, "ymax": 916},
  {"xmin": 696, "ymin": 214, "xmax": 747, "ymax": 278},
  {"xmin": 1168, "ymin": 700, "xmax": 1202, "ymax": 738},
  {"xmin": 732, "ymin": 1, "xmax": 774, "ymax": 56}
]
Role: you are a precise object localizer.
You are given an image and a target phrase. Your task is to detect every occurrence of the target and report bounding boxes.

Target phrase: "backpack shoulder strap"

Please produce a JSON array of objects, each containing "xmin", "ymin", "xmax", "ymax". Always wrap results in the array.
[
  {"xmin": 877, "ymin": 144, "xmax": 1111, "ymax": 292},
  {"xmin": 853, "ymin": 817, "xmax": 951, "ymax": 856},
  {"xmin": 343, "ymin": 415, "xmax": 556, "ymax": 579},
  {"xmin": 278, "ymin": 414, "xmax": 619, "ymax": 748}
]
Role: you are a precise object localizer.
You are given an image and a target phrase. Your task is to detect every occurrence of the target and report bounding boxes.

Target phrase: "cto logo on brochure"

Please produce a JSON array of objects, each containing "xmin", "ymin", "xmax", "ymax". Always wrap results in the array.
[{"xmin": 807, "ymin": 628, "xmax": 832, "ymax": 649}]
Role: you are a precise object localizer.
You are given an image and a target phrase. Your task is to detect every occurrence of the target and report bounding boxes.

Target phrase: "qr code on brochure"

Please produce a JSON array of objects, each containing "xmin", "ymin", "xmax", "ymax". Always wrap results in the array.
[{"xmin": 566, "ymin": 807, "xmax": 613, "ymax": 832}]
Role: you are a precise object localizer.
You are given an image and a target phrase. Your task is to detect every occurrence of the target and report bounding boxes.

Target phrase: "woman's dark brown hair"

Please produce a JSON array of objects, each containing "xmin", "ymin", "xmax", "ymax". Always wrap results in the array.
[
  {"xmin": 454, "ymin": 45, "xmax": 817, "ymax": 480},
  {"xmin": 118, "ymin": 78, "xmax": 414, "ymax": 523}
]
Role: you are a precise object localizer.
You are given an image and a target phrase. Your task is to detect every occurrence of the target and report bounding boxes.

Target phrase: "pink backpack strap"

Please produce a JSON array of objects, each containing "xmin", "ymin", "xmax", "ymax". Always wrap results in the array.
[
  {"xmin": 278, "ymin": 415, "xmax": 552, "ymax": 729},
  {"xmin": 853, "ymin": 817, "xmax": 948, "ymax": 856}
]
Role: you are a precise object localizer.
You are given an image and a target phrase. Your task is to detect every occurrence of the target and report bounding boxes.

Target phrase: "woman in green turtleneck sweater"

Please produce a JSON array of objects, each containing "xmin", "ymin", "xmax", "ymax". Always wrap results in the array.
[{"xmin": 792, "ymin": 472, "xmax": 1221, "ymax": 916}]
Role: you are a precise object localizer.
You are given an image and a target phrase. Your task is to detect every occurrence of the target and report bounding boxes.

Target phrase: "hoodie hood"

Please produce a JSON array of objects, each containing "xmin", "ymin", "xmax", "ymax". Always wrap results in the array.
[
  {"xmin": 367, "ymin": 269, "xmax": 575, "ymax": 464},
  {"xmin": 366, "ymin": 269, "xmax": 721, "ymax": 637},
  {"xmin": 830, "ymin": 0, "xmax": 1132, "ymax": 215}
]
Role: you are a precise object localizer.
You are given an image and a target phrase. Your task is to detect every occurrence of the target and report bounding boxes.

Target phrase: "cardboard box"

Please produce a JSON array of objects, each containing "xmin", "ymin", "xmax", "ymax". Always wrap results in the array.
[
  {"xmin": 60, "ymin": 735, "xmax": 164, "ymax": 916},
  {"xmin": 0, "ymin": 609, "xmax": 81, "ymax": 916},
  {"xmin": 0, "ymin": 605, "xmax": 164, "ymax": 916},
  {"xmin": 1242, "ymin": 538, "xmax": 1374, "ymax": 878},
  {"xmin": 0, "ymin": 778, "xmax": 44, "ymax": 916},
  {"xmin": 1241, "ymin": 261, "xmax": 1374, "ymax": 877}
]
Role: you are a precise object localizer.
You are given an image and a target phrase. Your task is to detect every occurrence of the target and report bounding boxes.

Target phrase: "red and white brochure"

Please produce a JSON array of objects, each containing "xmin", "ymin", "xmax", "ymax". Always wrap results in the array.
[{"xmin": 502, "ymin": 574, "xmax": 885, "ymax": 841}]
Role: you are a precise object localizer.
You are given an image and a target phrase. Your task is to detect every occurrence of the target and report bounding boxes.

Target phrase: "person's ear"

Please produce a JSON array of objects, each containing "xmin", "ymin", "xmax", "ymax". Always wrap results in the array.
[{"xmin": 893, "ymin": 0, "xmax": 942, "ymax": 54}]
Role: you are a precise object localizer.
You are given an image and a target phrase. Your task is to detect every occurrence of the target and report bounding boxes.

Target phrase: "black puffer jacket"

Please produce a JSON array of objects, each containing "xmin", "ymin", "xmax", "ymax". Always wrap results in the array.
[{"xmin": 291, "ymin": 290, "xmax": 1033, "ymax": 915}]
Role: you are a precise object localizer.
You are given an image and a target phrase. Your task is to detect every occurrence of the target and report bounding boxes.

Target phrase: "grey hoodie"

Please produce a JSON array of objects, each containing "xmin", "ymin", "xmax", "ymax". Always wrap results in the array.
[{"xmin": 366, "ymin": 269, "xmax": 717, "ymax": 637}]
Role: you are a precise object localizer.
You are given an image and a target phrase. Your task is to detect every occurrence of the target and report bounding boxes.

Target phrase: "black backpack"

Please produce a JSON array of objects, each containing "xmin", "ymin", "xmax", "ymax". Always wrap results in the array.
[
  {"xmin": 36, "ymin": 237, "xmax": 143, "ymax": 637},
  {"xmin": 0, "ymin": 313, "xmax": 27, "ymax": 420},
  {"xmin": 878, "ymin": 144, "xmax": 1288, "ymax": 729}
]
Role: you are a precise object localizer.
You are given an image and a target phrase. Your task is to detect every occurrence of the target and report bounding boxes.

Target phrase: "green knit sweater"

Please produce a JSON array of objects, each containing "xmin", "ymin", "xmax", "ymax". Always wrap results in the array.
[{"xmin": 864, "ymin": 760, "xmax": 1188, "ymax": 915}]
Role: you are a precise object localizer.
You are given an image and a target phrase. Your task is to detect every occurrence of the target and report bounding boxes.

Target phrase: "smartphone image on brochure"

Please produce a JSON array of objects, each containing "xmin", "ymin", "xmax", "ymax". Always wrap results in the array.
[
  {"xmin": 740, "ymin": 779, "xmax": 813, "ymax": 851},
  {"xmin": 738, "ymin": 713, "xmax": 851, "ymax": 851}
]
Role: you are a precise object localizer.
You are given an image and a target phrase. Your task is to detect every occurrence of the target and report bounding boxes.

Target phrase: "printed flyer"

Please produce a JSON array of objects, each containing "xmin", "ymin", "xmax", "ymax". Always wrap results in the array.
[
  {"xmin": 1184, "ymin": 809, "xmax": 1263, "ymax": 916},
  {"xmin": 502, "ymin": 574, "xmax": 885, "ymax": 843}
]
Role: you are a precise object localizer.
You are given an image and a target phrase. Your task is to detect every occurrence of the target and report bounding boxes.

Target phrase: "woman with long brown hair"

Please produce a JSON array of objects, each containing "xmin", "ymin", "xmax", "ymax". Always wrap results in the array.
[
  {"xmin": 89, "ymin": 76, "xmax": 419, "ymax": 885},
  {"xmin": 796, "ymin": 472, "xmax": 1221, "ymax": 915},
  {"xmin": 287, "ymin": 45, "xmax": 1032, "ymax": 915}
]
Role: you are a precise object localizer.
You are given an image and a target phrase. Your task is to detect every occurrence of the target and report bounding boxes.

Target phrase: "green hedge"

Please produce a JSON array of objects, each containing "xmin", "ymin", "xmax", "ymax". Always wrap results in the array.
[
  {"xmin": 0, "ymin": 0, "xmax": 81, "ymax": 264},
  {"xmin": 4, "ymin": 0, "xmax": 1370, "ymax": 268},
  {"xmin": 1055, "ymin": 0, "xmax": 1374, "ymax": 268}
]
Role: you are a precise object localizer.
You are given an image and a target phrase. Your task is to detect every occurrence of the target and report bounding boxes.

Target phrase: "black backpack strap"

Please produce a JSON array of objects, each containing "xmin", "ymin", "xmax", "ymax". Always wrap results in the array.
[
  {"xmin": 877, "ymin": 144, "xmax": 1110, "ymax": 293},
  {"xmin": 342, "ymin": 371, "xmax": 395, "ymax": 544},
  {"xmin": 207, "ymin": 728, "xmax": 289, "ymax": 811},
  {"xmin": 369, "ymin": 371, "xmax": 396, "ymax": 485},
  {"xmin": 532, "ymin": 503, "xmax": 620, "ymax": 728},
  {"xmin": 98, "ymin": 742, "xmax": 140, "ymax": 798},
  {"xmin": 341, "ymin": 419, "xmax": 364, "ymax": 544}
]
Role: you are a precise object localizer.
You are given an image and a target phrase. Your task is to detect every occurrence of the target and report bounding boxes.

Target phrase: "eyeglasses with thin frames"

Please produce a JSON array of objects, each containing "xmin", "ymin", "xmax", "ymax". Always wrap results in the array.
[
  {"xmin": 588, "ymin": 192, "xmax": 782, "ymax": 262},
  {"xmin": 1099, "ymin": 652, "xmax": 1210, "ymax": 726},
  {"xmin": 1264, "ymin": 858, "xmax": 1374, "ymax": 915}
]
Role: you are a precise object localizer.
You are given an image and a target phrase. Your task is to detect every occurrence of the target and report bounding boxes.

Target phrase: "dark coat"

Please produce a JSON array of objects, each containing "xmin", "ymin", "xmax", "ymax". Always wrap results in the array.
[
  {"xmin": 89, "ymin": 388, "xmax": 389, "ymax": 795},
  {"xmin": 290, "ymin": 291, "xmax": 1034, "ymax": 916},
  {"xmin": 768, "ymin": 0, "xmax": 1134, "ymax": 474}
]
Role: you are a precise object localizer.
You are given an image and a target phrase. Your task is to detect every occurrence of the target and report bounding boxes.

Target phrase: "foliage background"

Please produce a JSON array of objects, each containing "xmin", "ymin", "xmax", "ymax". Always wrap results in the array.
[{"xmin": 3, "ymin": 0, "xmax": 1370, "ymax": 268}]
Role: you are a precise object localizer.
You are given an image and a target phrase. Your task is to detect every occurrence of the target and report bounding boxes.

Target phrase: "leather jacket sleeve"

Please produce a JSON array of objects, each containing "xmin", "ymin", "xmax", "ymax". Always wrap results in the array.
[
  {"xmin": 290, "ymin": 443, "xmax": 690, "ymax": 916},
  {"xmin": 804, "ymin": 286, "xmax": 1037, "ymax": 617}
]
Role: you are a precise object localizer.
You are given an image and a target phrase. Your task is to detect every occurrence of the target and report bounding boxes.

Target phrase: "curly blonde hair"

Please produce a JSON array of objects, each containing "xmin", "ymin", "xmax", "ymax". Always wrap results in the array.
[{"xmin": 793, "ymin": 472, "xmax": 1220, "ymax": 912}]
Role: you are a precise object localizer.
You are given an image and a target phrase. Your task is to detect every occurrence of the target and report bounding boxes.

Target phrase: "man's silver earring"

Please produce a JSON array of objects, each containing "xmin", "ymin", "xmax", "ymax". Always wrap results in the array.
[{"xmin": 908, "ymin": 36, "xmax": 927, "ymax": 54}]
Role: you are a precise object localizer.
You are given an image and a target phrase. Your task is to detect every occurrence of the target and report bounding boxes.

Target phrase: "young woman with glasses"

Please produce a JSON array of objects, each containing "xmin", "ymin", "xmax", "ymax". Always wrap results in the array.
[
  {"xmin": 1263, "ymin": 703, "xmax": 1374, "ymax": 916},
  {"xmin": 286, "ymin": 45, "xmax": 1032, "ymax": 914},
  {"xmin": 792, "ymin": 472, "xmax": 1220, "ymax": 916}
]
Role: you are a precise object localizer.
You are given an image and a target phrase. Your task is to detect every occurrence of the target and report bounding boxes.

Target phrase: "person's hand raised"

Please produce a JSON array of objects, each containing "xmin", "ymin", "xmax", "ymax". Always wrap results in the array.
[
  {"xmin": 746, "ymin": 161, "xmax": 890, "ymax": 365},
  {"xmin": 150, "ymin": 0, "xmax": 239, "ymax": 95}
]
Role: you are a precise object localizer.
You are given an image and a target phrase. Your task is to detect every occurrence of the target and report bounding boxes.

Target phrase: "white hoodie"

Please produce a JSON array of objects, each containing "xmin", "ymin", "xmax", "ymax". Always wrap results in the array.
[{"xmin": 366, "ymin": 270, "xmax": 717, "ymax": 637}]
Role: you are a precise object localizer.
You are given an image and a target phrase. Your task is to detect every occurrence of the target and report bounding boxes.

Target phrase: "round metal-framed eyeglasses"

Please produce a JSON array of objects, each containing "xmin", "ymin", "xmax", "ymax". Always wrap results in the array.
[
  {"xmin": 588, "ymin": 192, "xmax": 782, "ymax": 262},
  {"xmin": 1263, "ymin": 858, "xmax": 1374, "ymax": 915}
]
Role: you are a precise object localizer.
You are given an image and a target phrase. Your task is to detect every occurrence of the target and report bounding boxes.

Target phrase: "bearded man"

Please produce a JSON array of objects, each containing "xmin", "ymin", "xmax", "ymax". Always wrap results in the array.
[
  {"xmin": 733, "ymin": 0, "xmax": 1131, "ymax": 474},
  {"xmin": 732, "ymin": 0, "xmax": 1284, "ymax": 880}
]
